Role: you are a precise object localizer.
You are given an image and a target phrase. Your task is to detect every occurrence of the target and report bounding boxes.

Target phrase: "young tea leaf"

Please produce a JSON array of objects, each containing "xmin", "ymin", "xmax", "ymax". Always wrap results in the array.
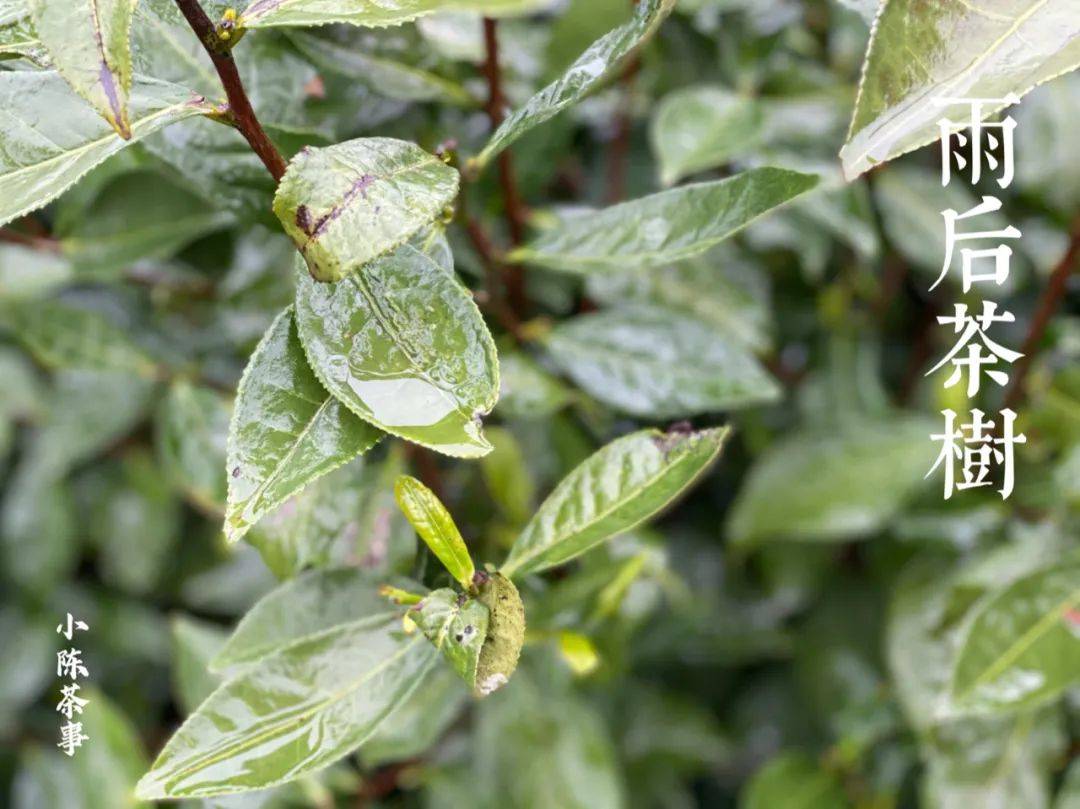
[
  {"xmin": 394, "ymin": 475, "xmax": 475, "ymax": 589},
  {"xmin": 273, "ymin": 137, "xmax": 459, "ymax": 282},
  {"xmin": 225, "ymin": 307, "xmax": 382, "ymax": 544},
  {"xmin": 502, "ymin": 426, "xmax": 728, "ymax": 577}
]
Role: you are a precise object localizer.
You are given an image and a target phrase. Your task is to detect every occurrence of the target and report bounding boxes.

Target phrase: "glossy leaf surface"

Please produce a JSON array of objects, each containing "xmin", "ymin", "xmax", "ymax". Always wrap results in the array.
[
  {"xmin": 951, "ymin": 560, "xmax": 1080, "ymax": 716},
  {"xmin": 509, "ymin": 169, "xmax": 818, "ymax": 272},
  {"xmin": 28, "ymin": 0, "xmax": 138, "ymax": 137},
  {"xmin": 136, "ymin": 617, "xmax": 436, "ymax": 799},
  {"xmin": 225, "ymin": 307, "xmax": 382, "ymax": 544},
  {"xmin": 273, "ymin": 137, "xmax": 458, "ymax": 282},
  {"xmin": 0, "ymin": 71, "xmax": 210, "ymax": 228},
  {"xmin": 472, "ymin": 0, "xmax": 674, "ymax": 170},
  {"xmin": 394, "ymin": 475, "xmax": 474, "ymax": 588},
  {"xmin": 542, "ymin": 305, "xmax": 779, "ymax": 418},
  {"xmin": 240, "ymin": 0, "xmax": 548, "ymax": 29},
  {"xmin": 294, "ymin": 247, "xmax": 499, "ymax": 458},
  {"xmin": 840, "ymin": 0, "xmax": 1080, "ymax": 179},
  {"xmin": 502, "ymin": 426, "xmax": 728, "ymax": 577},
  {"xmin": 211, "ymin": 567, "xmax": 397, "ymax": 672}
]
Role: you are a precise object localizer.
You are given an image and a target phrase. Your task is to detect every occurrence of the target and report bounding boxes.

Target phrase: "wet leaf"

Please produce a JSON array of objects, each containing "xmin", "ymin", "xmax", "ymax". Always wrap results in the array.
[
  {"xmin": 509, "ymin": 169, "xmax": 818, "ymax": 272},
  {"xmin": 273, "ymin": 137, "xmax": 459, "ymax": 282},
  {"xmin": 28, "ymin": 0, "xmax": 138, "ymax": 137},
  {"xmin": 951, "ymin": 560, "xmax": 1080, "ymax": 716},
  {"xmin": 472, "ymin": 0, "xmax": 674, "ymax": 170},
  {"xmin": 0, "ymin": 71, "xmax": 210, "ymax": 228},
  {"xmin": 727, "ymin": 417, "xmax": 935, "ymax": 547},
  {"xmin": 225, "ymin": 307, "xmax": 382, "ymax": 544},
  {"xmin": 210, "ymin": 567, "xmax": 397, "ymax": 672},
  {"xmin": 409, "ymin": 587, "xmax": 489, "ymax": 685},
  {"xmin": 650, "ymin": 86, "xmax": 764, "ymax": 185},
  {"xmin": 502, "ymin": 426, "xmax": 728, "ymax": 577},
  {"xmin": 541, "ymin": 304, "xmax": 779, "ymax": 418},
  {"xmin": 240, "ymin": 0, "xmax": 548, "ymax": 29},
  {"xmin": 294, "ymin": 247, "xmax": 499, "ymax": 458},
  {"xmin": 394, "ymin": 475, "xmax": 475, "ymax": 588},
  {"xmin": 841, "ymin": 0, "xmax": 1080, "ymax": 179},
  {"xmin": 135, "ymin": 617, "xmax": 436, "ymax": 799}
]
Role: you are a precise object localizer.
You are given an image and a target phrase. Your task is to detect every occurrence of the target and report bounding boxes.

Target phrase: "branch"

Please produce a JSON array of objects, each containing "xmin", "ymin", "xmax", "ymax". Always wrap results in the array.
[
  {"xmin": 172, "ymin": 0, "xmax": 287, "ymax": 182},
  {"xmin": 1003, "ymin": 215, "xmax": 1080, "ymax": 410},
  {"xmin": 480, "ymin": 17, "xmax": 529, "ymax": 317}
]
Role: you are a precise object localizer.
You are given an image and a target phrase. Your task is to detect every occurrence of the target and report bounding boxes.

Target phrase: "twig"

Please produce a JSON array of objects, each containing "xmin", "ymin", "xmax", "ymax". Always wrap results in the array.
[
  {"xmin": 481, "ymin": 17, "xmax": 528, "ymax": 315},
  {"xmin": 1003, "ymin": 216, "xmax": 1080, "ymax": 410},
  {"xmin": 0, "ymin": 227, "xmax": 60, "ymax": 253},
  {"xmin": 459, "ymin": 195, "xmax": 524, "ymax": 340},
  {"xmin": 172, "ymin": 0, "xmax": 287, "ymax": 182}
]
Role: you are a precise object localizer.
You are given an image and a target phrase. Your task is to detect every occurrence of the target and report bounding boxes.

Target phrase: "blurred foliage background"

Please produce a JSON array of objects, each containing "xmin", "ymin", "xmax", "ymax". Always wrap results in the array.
[{"xmin": 1, "ymin": 0, "xmax": 1079, "ymax": 807}]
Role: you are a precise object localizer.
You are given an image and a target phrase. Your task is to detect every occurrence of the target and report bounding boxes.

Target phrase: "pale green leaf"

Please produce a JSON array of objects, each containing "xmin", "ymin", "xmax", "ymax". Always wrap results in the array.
[
  {"xmin": 135, "ymin": 617, "xmax": 436, "ymax": 799},
  {"xmin": 496, "ymin": 350, "xmax": 573, "ymax": 419},
  {"xmin": 156, "ymin": 381, "xmax": 231, "ymax": 516},
  {"xmin": 480, "ymin": 426, "xmax": 535, "ymax": 526},
  {"xmin": 72, "ymin": 689, "xmax": 150, "ymax": 809},
  {"xmin": 472, "ymin": 0, "xmax": 675, "ymax": 170},
  {"xmin": 951, "ymin": 560, "xmax": 1080, "ymax": 716},
  {"xmin": 727, "ymin": 417, "xmax": 935, "ymax": 547},
  {"xmin": 28, "ymin": 0, "xmax": 138, "ymax": 137},
  {"xmin": 210, "ymin": 567, "xmax": 397, "ymax": 672},
  {"xmin": 509, "ymin": 169, "xmax": 818, "ymax": 272},
  {"xmin": 0, "ymin": 243, "xmax": 72, "ymax": 302},
  {"xmin": 409, "ymin": 587, "xmax": 489, "ymax": 685},
  {"xmin": 541, "ymin": 305, "xmax": 779, "ymax": 418},
  {"xmin": 840, "ymin": 0, "xmax": 1080, "ymax": 179},
  {"xmin": 741, "ymin": 752, "xmax": 849, "ymax": 809},
  {"xmin": 273, "ymin": 137, "xmax": 458, "ymax": 282},
  {"xmin": 502, "ymin": 426, "xmax": 728, "ymax": 578},
  {"xmin": 394, "ymin": 475, "xmax": 475, "ymax": 588},
  {"xmin": 650, "ymin": 86, "xmax": 764, "ymax": 185},
  {"xmin": 225, "ymin": 307, "xmax": 382, "ymax": 545},
  {"xmin": 294, "ymin": 246, "xmax": 499, "ymax": 458},
  {"xmin": 0, "ymin": 71, "xmax": 210, "ymax": 228},
  {"xmin": 240, "ymin": 0, "xmax": 549, "ymax": 29},
  {"xmin": 0, "ymin": 15, "xmax": 48, "ymax": 65}
]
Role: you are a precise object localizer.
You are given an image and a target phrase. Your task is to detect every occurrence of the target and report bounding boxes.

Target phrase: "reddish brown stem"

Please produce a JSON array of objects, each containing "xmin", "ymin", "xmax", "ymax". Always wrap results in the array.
[
  {"xmin": 606, "ymin": 56, "xmax": 640, "ymax": 204},
  {"xmin": 1003, "ymin": 216, "xmax": 1080, "ymax": 410},
  {"xmin": 172, "ymin": 0, "xmax": 287, "ymax": 182},
  {"xmin": 481, "ymin": 17, "xmax": 528, "ymax": 314}
]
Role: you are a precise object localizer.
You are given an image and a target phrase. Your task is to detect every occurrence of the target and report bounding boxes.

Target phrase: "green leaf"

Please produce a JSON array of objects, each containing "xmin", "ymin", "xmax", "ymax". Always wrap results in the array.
[
  {"xmin": 472, "ymin": 0, "xmax": 675, "ymax": 170},
  {"xmin": 951, "ymin": 560, "xmax": 1080, "ymax": 716},
  {"xmin": 71, "ymin": 689, "xmax": 151, "ymax": 809},
  {"xmin": 156, "ymin": 381, "xmax": 231, "ymax": 516},
  {"xmin": 728, "ymin": 417, "xmax": 935, "ymax": 547},
  {"xmin": 210, "ymin": 567, "xmax": 397, "ymax": 672},
  {"xmin": 541, "ymin": 304, "xmax": 780, "ymax": 418},
  {"xmin": 273, "ymin": 137, "xmax": 459, "ymax": 282},
  {"xmin": 409, "ymin": 587, "xmax": 489, "ymax": 685},
  {"xmin": 502, "ymin": 426, "xmax": 728, "ymax": 578},
  {"xmin": 0, "ymin": 243, "xmax": 73, "ymax": 302},
  {"xmin": 394, "ymin": 475, "xmax": 475, "ymax": 588},
  {"xmin": 650, "ymin": 86, "xmax": 764, "ymax": 185},
  {"xmin": 293, "ymin": 246, "xmax": 499, "ymax": 458},
  {"xmin": 508, "ymin": 169, "xmax": 818, "ymax": 272},
  {"xmin": 0, "ymin": 71, "xmax": 210, "ymax": 228},
  {"xmin": 225, "ymin": 307, "xmax": 382, "ymax": 545},
  {"xmin": 0, "ymin": 15, "xmax": 48, "ymax": 65},
  {"xmin": 840, "ymin": 0, "xmax": 1080, "ymax": 179},
  {"xmin": 170, "ymin": 615, "xmax": 228, "ymax": 715},
  {"xmin": 740, "ymin": 752, "xmax": 849, "ymax": 809},
  {"xmin": 496, "ymin": 350, "xmax": 573, "ymax": 419},
  {"xmin": 0, "ymin": 299, "xmax": 157, "ymax": 376},
  {"xmin": 28, "ymin": 0, "xmax": 137, "ymax": 137},
  {"xmin": 288, "ymin": 30, "xmax": 475, "ymax": 106},
  {"xmin": 135, "ymin": 616, "xmax": 436, "ymax": 799},
  {"xmin": 361, "ymin": 665, "xmax": 468, "ymax": 767},
  {"xmin": 240, "ymin": 0, "xmax": 548, "ymax": 29},
  {"xmin": 480, "ymin": 426, "xmax": 535, "ymax": 526}
]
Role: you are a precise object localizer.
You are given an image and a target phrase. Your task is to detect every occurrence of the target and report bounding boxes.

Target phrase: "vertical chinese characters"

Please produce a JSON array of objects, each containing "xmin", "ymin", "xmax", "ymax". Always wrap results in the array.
[
  {"xmin": 55, "ymin": 612, "xmax": 90, "ymax": 757},
  {"xmin": 927, "ymin": 98, "xmax": 1027, "ymax": 501}
]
